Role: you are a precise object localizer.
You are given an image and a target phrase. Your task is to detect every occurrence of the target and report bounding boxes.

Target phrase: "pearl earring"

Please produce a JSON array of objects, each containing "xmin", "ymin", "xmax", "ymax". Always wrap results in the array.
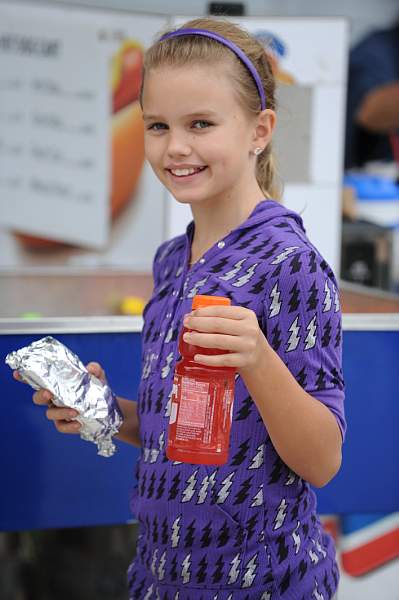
[{"xmin": 253, "ymin": 147, "xmax": 263, "ymax": 156}]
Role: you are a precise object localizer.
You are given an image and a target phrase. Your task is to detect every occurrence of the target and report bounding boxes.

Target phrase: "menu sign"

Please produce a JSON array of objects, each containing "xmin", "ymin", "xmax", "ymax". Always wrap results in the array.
[{"xmin": 0, "ymin": 5, "xmax": 109, "ymax": 248}]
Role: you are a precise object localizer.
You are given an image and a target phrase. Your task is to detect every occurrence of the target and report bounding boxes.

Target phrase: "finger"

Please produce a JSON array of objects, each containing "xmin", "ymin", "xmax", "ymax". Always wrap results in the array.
[
  {"xmin": 184, "ymin": 315, "xmax": 244, "ymax": 335},
  {"xmin": 193, "ymin": 352, "xmax": 240, "ymax": 368},
  {"xmin": 191, "ymin": 305, "xmax": 249, "ymax": 319},
  {"xmin": 183, "ymin": 331, "xmax": 243, "ymax": 351},
  {"xmin": 46, "ymin": 407, "xmax": 79, "ymax": 422},
  {"xmin": 86, "ymin": 361, "xmax": 105, "ymax": 381},
  {"xmin": 54, "ymin": 420, "xmax": 81, "ymax": 434},
  {"xmin": 13, "ymin": 371, "xmax": 24, "ymax": 382},
  {"xmin": 33, "ymin": 389, "xmax": 53, "ymax": 406}
]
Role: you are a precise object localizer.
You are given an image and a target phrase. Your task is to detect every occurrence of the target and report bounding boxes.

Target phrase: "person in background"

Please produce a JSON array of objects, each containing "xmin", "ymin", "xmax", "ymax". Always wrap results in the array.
[
  {"xmin": 345, "ymin": 20, "xmax": 399, "ymax": 170},
  {"xmin": 15, "ymin": 17, "xmax": 344, "ymax": 599}
]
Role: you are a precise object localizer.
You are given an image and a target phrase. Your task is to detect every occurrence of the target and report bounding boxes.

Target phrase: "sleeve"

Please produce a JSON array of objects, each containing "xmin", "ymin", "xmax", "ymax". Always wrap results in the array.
[
  {"xmin": 261, "ymin": 249, "xmax": 346, "ymax": 441},
  {"xmin": 348, "ymin": 30, "xmax": 398, "ymax": 113}
]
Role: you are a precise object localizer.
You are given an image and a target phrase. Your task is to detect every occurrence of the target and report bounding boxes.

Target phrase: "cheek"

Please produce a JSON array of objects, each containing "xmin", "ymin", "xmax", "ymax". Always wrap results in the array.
[{"xmin": 144, "ymin": 137, "xmax": 161, "ymax": 168}]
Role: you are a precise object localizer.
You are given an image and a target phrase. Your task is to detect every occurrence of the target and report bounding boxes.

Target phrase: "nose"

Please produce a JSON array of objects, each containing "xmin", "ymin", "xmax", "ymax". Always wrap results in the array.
[{"xmin": 166, "ymin": 129, "xmax": 192, "ymax": 158}]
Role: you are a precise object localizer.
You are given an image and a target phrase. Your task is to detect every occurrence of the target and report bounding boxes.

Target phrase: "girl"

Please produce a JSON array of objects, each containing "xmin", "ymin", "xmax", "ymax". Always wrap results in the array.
[{"xmin": 17, "ymin": 17, "xmax": 345, "ymax": 600}]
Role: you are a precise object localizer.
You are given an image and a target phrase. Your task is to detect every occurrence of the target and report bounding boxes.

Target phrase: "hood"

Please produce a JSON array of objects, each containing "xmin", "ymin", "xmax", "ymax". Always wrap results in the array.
[{"xmin": 236, "ymin": 199, "xmax": 306, "ymax": 234}]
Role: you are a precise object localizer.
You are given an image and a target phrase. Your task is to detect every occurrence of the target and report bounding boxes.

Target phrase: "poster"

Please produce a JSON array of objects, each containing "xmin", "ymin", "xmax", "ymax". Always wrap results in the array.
[{"xmin": 0, "ymin": 1, "xmax": 167, "ymax": 269}]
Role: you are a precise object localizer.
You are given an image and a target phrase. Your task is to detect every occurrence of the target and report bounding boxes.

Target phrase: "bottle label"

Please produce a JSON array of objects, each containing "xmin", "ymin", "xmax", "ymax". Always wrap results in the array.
[
  {"xmin": 168, "ymin": 371, "xmax": 234, "ymax": 452},
  {"xmin": 175, "ymin": 376, "xmax": 213, "ymax": 443}
]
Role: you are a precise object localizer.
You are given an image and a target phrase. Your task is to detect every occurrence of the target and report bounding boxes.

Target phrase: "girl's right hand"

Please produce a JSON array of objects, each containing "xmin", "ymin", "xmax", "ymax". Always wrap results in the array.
[{"xmin": 12, "ymin": 361, "xmax": 107, "ymax": 435}]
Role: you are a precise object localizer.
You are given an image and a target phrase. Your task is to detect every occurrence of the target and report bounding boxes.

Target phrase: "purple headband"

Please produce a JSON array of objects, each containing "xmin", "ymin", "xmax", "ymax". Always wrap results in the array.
[{"xmin": 159, "ymin": 28, "xmax": 266, "ymax": 111}]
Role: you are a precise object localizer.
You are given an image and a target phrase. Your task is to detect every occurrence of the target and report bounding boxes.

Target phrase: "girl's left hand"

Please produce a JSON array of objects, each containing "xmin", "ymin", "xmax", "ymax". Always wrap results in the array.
[{"xmin": 182, "ymin": 305, "xmax": 265, "ymax": 373}]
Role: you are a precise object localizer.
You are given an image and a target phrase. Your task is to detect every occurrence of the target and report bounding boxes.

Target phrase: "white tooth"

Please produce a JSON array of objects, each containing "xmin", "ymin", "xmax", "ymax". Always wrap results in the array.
[{"xmin": 172, "ymin": 168, "xmax": 197, "ymax": 176}]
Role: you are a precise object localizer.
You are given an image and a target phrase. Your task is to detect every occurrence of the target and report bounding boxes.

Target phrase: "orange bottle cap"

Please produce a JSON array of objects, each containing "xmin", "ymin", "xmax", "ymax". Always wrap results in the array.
[{"xmin": 192, "ymin": 295, "xmax": 231, "ymax": 309}]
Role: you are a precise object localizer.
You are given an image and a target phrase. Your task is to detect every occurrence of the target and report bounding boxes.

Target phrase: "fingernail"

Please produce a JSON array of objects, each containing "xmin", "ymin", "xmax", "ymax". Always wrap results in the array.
[{"xmin": 69, "ymin": 411, "xmax": 77, "ymax": 418}]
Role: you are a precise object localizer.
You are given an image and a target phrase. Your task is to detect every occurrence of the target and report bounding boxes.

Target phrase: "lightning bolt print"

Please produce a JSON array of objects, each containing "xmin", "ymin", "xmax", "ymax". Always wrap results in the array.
[
  {"xmin": 313, "ymin": 578, "xmax": 325, "ymax": 599},
  {"xmin": 161, "ymin": 351, "xmax": 174, "ymax": 379},
  {"xmin": 271, "ymin": 246, "xmax": 299, "ymax": 265},
  {"xmin": 309, "ymin": 545, "xmax": 319, "ymax": 564},
  {"xmin": 165, "ymin": 323, "xmax": 178, "ymax": 343},
  {"xmin": 143, "ymin": 584, "xmax": 154, "ymax": 600},
  {"xmin": 164, "ymin": 389, "xmax": 172, "ymax": 418},
  {"xmin": 304, "ymin": 315, "xmax": 317, "ymax": 350},
  {"xmin": 249, "ymin": 273, "xmax": 267, "ymax": 295},
  {"xmin": 231, "ymin": 439, "xmax": 251, "ymax": 465},
  {"xmin": 333, "ymin": 285, "xmax": 340, "ymax": 312},
  {"xmin": 181, "ymin": 553, "xmax": 191, "ymax": 584},
  {"xmin": 171, "ymin": 516, "xmax": 181, "ymax": 548},
  {"xmin": 151, "ymin": 548, "xmax": 158, "ymax": 577},
  {"xmin": 316, "ymin": 539, "xmax": 327, "ymax": 558},
  {"xmin": 289, "ymin": 253, "xmax": 302, "ymax": 274},
  {"xmin": 274, "ymin": 498, "xmax": 288, "ymax": 530},
  {"xmin": 241, "ymin": 553, "xmax": 258, "ymax": 588},
  {"xmin": 197, "ymin": 469, "xmax": 217, "ymax": 504},
  {"xmin": 182, "ymin": 469, "xmax": 198, "ymax": 502},
  {"xmin": 322, "ymin": 280, "xmax": 332, "ymax": 312},
  {"xmin": 219, "ymin": 258, "xmax": 246, "ymax": 281},
  {"xmin": 216, "ymin": 472, "xmax": 235, "ymax": 504},
  {"xmin": 196, "ymin": 555, "xmax": 208, "ymax": 584},
  {"xmin": 184, "ymin": 520, "xmax": 195, "ymax": 547},
  {"xmin": 217, "ymin": 521, "xmax": 230, "ymax": 547},
  {"xmin": 292, "ymin": 521, "xmax": 301, "ymax": 554},
  {"xmin": 168, "ymin": 472, "xmax": 181, "ymax": 500},
  {"xmin": 269, "ymin": 282, "xmax": 282, "ymax": 317},
  {"xmin": 212, "ymin": 556, "xmax": 224, "ymax": 583},
  {"xmin": 234, "ymin": 476, "xmax": 253, "ymax": 505},
  {"xmin": 188, "ymin": 276, "xmax": 208, "ymax": 298},
  {"xmin": 249, "ymin": 443, "xmax": 265, "ymax": 469},
  {"xmin": 232, "ymin": 263, "xmax": 259, "ymax": 287},
  {"xmin": 235, "ymin": 395, "xmax": 253, "ymax": 421},
  {"xmin": 251, "ymin": 484, "xmax": 264, "ymax": 507},
  {"xmin": 307, "ymin": 281, "xmax": 319, "ymax": 311},
  {"xmin": 288, "ymin": 281, "xmax": 300, "ymax": 312},
  {"xmin": 271, "ymin": 323, "xmax": 282, "ymax": 352},
  {"xmin": 142, "ymin": 351, "xmax": 156, "ymax": 380},
  {"xmin": 228, "ymin": 553, "xmax": 241, "ymax": 584},
  {"xmin": 321, "ymin": 319, "xmax": 332, "ymax": 347},
  {"xmin": 158, "ymin": 550, "xmax": 166, "ymax": 581},
  {"xmin": 286, "ymin": 316, "xmax": 301, "ymax": 352}
]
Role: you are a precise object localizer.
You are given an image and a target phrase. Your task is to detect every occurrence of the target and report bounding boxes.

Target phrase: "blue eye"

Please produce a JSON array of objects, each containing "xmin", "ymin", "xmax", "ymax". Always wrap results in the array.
[
  {"xmin": 192, "ymin": 120, "xmax": 212, "ymax": 129},
  {"xmin": 148, "ymin": 122, "xmax": 167, "ymax": 131}
]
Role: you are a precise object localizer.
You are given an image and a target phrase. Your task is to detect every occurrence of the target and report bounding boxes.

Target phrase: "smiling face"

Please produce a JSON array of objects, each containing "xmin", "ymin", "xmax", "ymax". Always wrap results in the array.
[{"xmin": 142, "ymin": 63, "xmax": 261, "ymax": 209}]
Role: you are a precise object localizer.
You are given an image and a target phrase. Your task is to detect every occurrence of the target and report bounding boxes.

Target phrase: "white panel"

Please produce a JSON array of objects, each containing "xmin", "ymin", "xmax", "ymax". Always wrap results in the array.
[
  {"xmin": 310, "ymin": 85, "xmax": 347, "ymax": 185},
  {"xmin": 283, "ymin": 184, "xmax": 342, "ymax": 273}
]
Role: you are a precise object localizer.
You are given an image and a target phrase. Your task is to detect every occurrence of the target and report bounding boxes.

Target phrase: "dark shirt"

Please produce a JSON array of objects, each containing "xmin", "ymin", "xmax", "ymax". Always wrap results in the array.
[{"xmin": 345, "ymin": 24, "xmax": 399, "ymax": 169}]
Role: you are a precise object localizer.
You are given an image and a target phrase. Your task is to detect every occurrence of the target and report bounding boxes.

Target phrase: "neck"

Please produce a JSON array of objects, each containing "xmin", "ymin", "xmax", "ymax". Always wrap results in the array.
[{"xmin": 189, "ymin": 185, "xmax": 266, "ymax": 262}]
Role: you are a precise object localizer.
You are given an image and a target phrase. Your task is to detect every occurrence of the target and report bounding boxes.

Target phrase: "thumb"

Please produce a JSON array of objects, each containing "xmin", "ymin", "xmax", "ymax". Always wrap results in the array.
[{"xmin": 86, "ymin": 361, "xmax": 106, "ymax": 383}]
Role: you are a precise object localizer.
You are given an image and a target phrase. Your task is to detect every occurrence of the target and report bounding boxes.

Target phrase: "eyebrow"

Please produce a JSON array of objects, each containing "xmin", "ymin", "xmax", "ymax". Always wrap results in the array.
[{"xmin": 143, "ymin": 110, "xmax": 218, "ymax": 121}]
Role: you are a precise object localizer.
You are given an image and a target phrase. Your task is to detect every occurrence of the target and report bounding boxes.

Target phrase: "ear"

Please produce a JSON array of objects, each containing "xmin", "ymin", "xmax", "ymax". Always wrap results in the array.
[{"xmin": 252, "ymin": 109, "xmax": 276, "ymax": 150}]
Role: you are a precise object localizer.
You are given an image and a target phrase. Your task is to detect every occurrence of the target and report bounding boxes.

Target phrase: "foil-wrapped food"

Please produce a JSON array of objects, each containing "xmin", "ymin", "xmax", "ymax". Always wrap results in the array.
[{"xmin": 5, "ymin": 336, "xmax": 123, "ymax": 457}]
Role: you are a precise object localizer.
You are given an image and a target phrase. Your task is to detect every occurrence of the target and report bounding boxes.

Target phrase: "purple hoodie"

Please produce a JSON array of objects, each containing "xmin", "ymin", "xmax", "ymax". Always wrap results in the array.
[{"xmin": 127, "ymin": 200, "xmax": 345, "ymax": 600}]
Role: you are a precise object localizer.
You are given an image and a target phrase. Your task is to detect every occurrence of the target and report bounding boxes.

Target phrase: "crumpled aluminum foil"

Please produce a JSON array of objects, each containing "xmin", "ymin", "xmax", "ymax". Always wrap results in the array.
[{"xmin": 5, "ymin": 336, "xmax": 123, "ymax": 457}]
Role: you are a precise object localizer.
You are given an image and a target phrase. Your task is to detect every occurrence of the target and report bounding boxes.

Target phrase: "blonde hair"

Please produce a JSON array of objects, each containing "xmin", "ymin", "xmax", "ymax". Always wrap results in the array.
[{"xmin": 141, "ymin": 17, "xmax": 281, "ymax": 200}]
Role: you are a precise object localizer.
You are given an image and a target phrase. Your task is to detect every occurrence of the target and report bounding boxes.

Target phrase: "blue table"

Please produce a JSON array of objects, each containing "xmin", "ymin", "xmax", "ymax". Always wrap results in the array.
[{"xmin": 1, "ymin": 314, "xmax": 398, "ymax": 531}]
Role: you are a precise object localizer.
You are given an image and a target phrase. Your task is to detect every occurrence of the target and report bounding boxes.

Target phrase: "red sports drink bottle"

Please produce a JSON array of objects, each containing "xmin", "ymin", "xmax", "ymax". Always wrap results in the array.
[{"xmin": 166, "ymin": 295, "xmax": 236, "ymax": 465}]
